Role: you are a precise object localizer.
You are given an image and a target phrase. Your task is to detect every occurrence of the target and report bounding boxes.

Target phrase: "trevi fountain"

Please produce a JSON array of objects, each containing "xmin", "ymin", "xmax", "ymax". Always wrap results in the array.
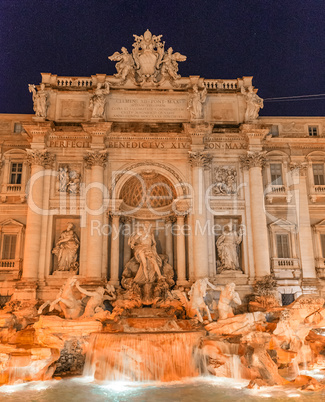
[{"xmin": 0, "ymin": 30, "xmax": 324, "ymax": 401}]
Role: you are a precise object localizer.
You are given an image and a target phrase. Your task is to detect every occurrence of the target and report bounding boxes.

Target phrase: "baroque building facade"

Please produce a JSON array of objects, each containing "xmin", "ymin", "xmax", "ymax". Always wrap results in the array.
[{"xmin": 0, "ymin": 31, "xmax": 324, "ymax": 304}]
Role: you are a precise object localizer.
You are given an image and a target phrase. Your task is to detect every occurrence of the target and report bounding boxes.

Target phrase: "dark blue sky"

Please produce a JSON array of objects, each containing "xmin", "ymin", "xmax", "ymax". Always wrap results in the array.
[{"xmin": 0, "ymin": 0, "xmax": 324, "ymax": 116}]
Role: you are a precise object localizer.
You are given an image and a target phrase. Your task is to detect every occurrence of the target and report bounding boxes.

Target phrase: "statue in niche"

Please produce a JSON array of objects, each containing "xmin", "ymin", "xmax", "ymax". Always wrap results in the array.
[
  {"xmin": 187, "ymin": 85, "xmax": 207, "ymax": 120},
  {"xmin": 128, "ymin": 222, "xmax": 163, "ymax": 284},
  {"xmin": 213, "ymin": 166, "xmax": 237, "ymax": 195},
  {"xmin": 76, "ymin": 283, "xmax": 116, "ymax": 318},
  {"xmin": 58, "ymin": 166, "xmax": 81, "ymax": 194},
  {"xmin": 241, "ymin": 85, "xmax": 264, "ymax": 122},
  {"xmin": 216, "ymin": 223, "xmax": 243, "ymax": 273},
  {"xmin": 188, "ymin": 278, "xmax": 219, "ymax": 322},
  {"xmin": 109, "ymin": 47, "xmax": 136, "ymax": 84},
  {"xmin": 28, "ymin": 83, "xmax": 49, "ymax": 118},
  {"xmin": 121, "ymin": 222, "xmax": 174, "ymax": 305},
  {"xmin": 217, "ymin": 282, "xmax": 242, "ymax": 320},
  {"xmin": 89, "ymin": 82, "xmax": 110, "ymax": 119},
  {"xmin": 52, "ymin": 223, "xmax": 79, "ymax": 271}
]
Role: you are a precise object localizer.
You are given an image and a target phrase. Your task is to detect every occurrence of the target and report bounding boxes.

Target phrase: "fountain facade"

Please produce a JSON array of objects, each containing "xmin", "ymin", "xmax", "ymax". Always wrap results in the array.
[{"xmin": 0, "ymin": 29, "xmax": 324, "ymax": 394}]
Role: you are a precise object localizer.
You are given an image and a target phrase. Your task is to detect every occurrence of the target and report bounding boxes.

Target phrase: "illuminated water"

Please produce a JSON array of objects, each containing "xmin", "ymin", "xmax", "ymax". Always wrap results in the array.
[{"xmin": 1, "ymin": 377, "xmax": 325, "ymax": 402}]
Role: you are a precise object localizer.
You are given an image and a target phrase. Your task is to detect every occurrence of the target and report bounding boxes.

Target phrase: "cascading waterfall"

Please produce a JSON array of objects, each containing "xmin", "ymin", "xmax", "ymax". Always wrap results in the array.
[{"xmin": 84, "ymin": 331, "xmax": 206, "ymax": 382}]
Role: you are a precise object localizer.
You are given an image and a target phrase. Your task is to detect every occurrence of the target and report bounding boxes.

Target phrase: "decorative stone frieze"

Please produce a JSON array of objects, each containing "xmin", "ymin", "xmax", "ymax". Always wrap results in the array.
[
  {"xmin": 84, "ymin": 150, "xmax": 108, "ymax": 169},
  {"xmin": 240, "ymin": 151, "xmax": 266, "ymax": 169},
  {"xmin": 188, "ymin": 151, "xmax": 212, "ymax": 169},
  {"xmin": 213, "ymin": 166, "xmax": 237, "ymax": 195},
  {"xmin": 26, "ymin": 149, "xmax": 55, "ymax": 168}
]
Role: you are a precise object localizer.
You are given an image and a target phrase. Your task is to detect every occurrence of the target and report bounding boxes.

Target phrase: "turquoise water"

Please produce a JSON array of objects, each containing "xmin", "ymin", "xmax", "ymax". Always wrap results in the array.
[{"xmin": 0, "ymin": 377, "xmax": 324, "ymax": 402}]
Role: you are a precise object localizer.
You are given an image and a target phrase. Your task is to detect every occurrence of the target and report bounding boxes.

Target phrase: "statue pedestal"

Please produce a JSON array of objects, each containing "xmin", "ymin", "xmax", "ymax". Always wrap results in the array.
[{"xmin": 215, "ymin": 270, "xmax": 249, "ymax": 286}]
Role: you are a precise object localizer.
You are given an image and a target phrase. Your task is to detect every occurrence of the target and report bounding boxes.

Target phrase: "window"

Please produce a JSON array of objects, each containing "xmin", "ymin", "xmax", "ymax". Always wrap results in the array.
[
  {"xmin": 308, "ymin": 126, "xmax": 318, "ymax": 137},
  {"xmin": 270, "ymin": 163, "xmax": 283, "ymax": 185},
  {"xmin": 270, "ymin": 125, "xmax": 279, "ymax": 137},
  {"xmin": 276, "ymin": 234, "xmax": 290, "ymax": 258},
  {"xmin": 13, "ymin": 123, "xmax": 22, "ymax": 133},
  {"xmin": 2, "ymin": 234, "xmax": 17, "ymax": 260},
  {"xmin": 282, "ymin": 293, "xmax": 294, "ymax": 306},
  {"xmin": 312, "ymin": 164, "xmax": 325, "ymax": 185},
  {"xmin": 321, "ymin": 234, "xmax": 325, "ymax": 258},
  {"xmin": 10, "ymin": 163, "xmax": 22, "ymax": 185}
]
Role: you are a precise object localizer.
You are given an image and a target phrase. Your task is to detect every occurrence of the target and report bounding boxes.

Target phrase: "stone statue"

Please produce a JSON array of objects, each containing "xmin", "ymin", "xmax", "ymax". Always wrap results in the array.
[
  {"xmin": 188, "ymin": 278, "xmax": 219, "ymax": 322},
  {"xmin": 76, "ymin": 283, "xmax": 116, "ymax": 318},
  {"xmin": 108, "ymin": 30, "xmax": 186, "ymax": 86},
  {"xmin": 28, "ymin": 83, "xmax": 49, "ymax": 118},
  {"xmin": 217, "ymin": 282, "xmax": 242, "ymax": 320},
  {"xmin": 52, "ymin": 223, "xmax": 79, "ymax": 271},
  {"xmin": 216, "ymin": 224, "xmax": 243, "ymax": 273},
  {"xmin": 188, "ymin": 85, "xmax": 207, "ymax": 120},
  {"xmin": 89, "ymin": 82, "xmax": 110, "ymax": 119},
  {"xmin": 109, "ymin": 47, "xmax": 135, "ymax": 83},
  {"xmin": 38, "ymin": 275, "xmax": 82, "ymax": 319},
  {"xmin": 159, "ymin": 47, "xmax": 187, "ymax": 81},
  {"xmin": 128, "ymin": 222, "xmax": 163, "ymax": 284},
  {"xmin": 241, "ymin": 85, "xmax": 264, "ymax": 122},
  {"xmin": 213, "ymin": 166, "xmax": 237, "ymax": 195}
]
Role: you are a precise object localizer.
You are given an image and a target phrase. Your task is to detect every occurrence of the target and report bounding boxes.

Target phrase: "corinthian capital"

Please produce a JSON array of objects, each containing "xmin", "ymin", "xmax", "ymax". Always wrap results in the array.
[
  {"xmin": 240, "ymin": 151, "xmax": 266, "ymax": 169},
  {"xmin": 26, "ymin": 149, "xmax": 55, "ymax": 168},
  {"xmin": 84, "ymin": 150, "xmax": 108, "ymax": 169},
  {"xmin": 289, "ymin": 161, "xmax": 308, "ymax": 176},
  {"xmin": 188, "ymin": 151, "xmax": 212, "ymax": 168}
]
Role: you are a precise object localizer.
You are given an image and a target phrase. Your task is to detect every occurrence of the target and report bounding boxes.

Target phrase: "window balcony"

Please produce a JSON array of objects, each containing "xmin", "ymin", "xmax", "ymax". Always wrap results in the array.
[
  {"xmin": 265, "ymin": 185, "xmax": 292, "ymax": 204},
  {"xmin": 315, "ymin": 258, "xmax": 325, "ymax": 279},
  {"xmin": 1, "ymin": 184, "xmax": 26, "ymax": 203},
  {"xmin": 310, "ymin": 185, "xmax": 325, "ymax": 203},
  {"xmin": 271, "ymin": 258, "xmax": 300, "ymax": 279},
  {"xmin": 0, "ymin": 259, "xmax": 22, "ymax": 279}
]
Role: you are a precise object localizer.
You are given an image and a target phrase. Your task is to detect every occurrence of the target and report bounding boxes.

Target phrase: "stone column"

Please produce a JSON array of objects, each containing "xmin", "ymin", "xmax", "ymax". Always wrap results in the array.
[
  {"xmin": 84, "ymin": 150, "xmax": 108, "ymax": 281},
  {"xmin": 290, "ymin": 162, "xmax": 317, "ymax": 291},
  {"xmin": 188, "ymin": 151, "xmax": 211, "ymax": 279},
  {"xmin": 22, "ymin": 149, "xmax": 54, "ymax": 280},
  {"xmin": 109, "ymin": 212, "xmax": 121, "ymax": 286},
  {"xmin": 175, "ymin": 214, "xmax": 187, "ymax": 284},
  {"xmin": 240, "ymin": 151, "xmax": 270, "ymax": 277},
  {"xmin": 122, "ymin": 216, "xmax": 132, "ymax": 266},
  {"xmin": 165, "ymin": 217, "xmax": 174, "ymax": 267}
]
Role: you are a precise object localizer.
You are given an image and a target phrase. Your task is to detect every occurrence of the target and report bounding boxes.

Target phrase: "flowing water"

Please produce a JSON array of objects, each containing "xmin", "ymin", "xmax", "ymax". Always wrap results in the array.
[
  {"xmin": 1, "ymin": 377, "xmax": 325, "ymax": 402},
  {"xmin": 84, "ymin": 331, "xmax": 206, "ymax": 382}
]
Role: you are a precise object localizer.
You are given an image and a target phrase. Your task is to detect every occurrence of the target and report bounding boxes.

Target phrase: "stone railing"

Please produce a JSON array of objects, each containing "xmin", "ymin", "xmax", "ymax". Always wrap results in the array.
[
  {"xmin": 0, "ymin": 259, "xmax": 21, "ymax": 269},
  {"xmin": 314, "ymin": 185, "xmax": 325, "ymax": 193},
  {"xmin": 265, "ymin": 185, "xmax": 291, "ymax": 203},
  {"xmin": 56, "ymin": 77, "xmax": 94, "ymax": 88},
  {"xmin": 5, "ymin": 184, "xmax": 22, "ymax": 192},
  {"xmin": 204, "ymin": 79, "xmax": 239, "ymax": 91},
  {"xmin": 272, "ymin": 258, "xmax": 300, "ymax": 268},
  {"xmin": 272, "ymin": 258, "xmax": 301, "ymax": 279}
]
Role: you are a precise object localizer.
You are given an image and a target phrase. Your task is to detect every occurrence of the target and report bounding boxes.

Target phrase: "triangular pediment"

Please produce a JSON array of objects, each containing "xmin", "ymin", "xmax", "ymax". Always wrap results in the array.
[
  {"xmin": 0, "ymin": 218, "xmax": 24, "ymax": 228},
  {"xmin": 269, "ymin": 218, "xmax": 296, "ymax": 232},
  {"xmin": 314, "ymin": 219, "xmax": 325, "ymax": 228}
]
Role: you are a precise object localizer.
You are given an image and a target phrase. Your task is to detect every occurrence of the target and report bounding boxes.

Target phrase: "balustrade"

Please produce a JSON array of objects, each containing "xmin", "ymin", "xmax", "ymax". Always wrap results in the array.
[
  {"xmin": 56, "ymin": 77, "xmax": 93, "ymax": 87},
  {"xmin": 204, "ymin": 79, "xmax": 238, "ymax": 91}
]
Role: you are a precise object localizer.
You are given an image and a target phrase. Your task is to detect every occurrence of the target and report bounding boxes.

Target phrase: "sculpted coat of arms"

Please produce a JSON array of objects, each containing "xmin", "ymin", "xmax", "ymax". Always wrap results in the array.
[{"xmin": 109, "ymin": 29, "xmax": 186, "ymax": 86}]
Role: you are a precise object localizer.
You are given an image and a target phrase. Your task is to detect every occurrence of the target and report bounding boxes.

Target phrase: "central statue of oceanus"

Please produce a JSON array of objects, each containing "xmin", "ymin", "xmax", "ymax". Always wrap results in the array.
[
  {"xmin": 121, "ymin": 221, "xmax": 174, "ymax": 304},
  {"xmin": 108, "ymin": 29, "xmax": 186, "ymax": 86}
]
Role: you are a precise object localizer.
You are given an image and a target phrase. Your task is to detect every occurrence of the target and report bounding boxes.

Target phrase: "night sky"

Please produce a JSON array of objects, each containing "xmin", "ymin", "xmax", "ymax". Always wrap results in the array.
[{"xmin": 1, "ymin": 0, "xmax": 324, "ymax": 116}]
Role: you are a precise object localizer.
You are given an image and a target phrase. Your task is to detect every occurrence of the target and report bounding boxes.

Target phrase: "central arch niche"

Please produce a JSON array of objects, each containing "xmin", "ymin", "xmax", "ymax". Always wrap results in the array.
[{"xmin": 119, "ymin": 170, "xmax": 177, "ymax": 217}]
